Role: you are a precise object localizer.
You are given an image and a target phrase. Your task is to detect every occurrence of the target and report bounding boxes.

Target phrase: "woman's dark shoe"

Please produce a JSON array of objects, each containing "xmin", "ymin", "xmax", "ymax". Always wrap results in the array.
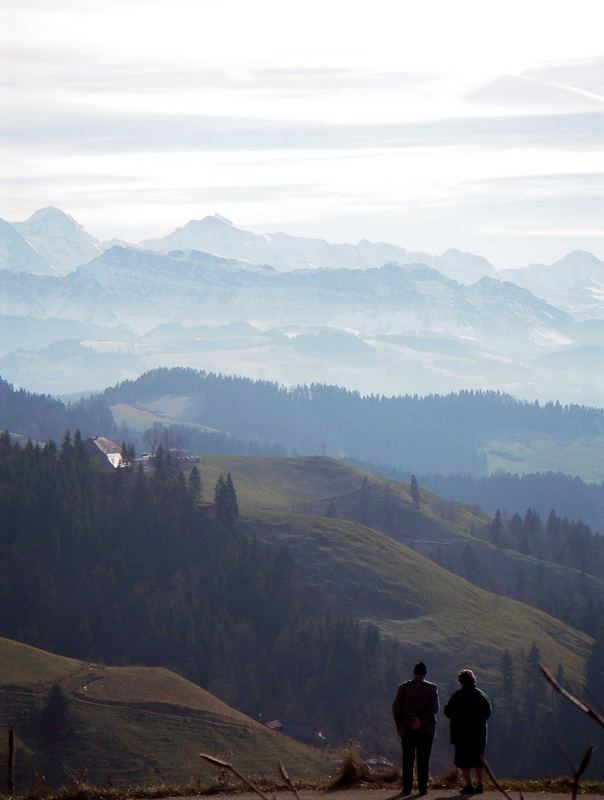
[
  {"xmin": 474, "ymin": 786, "xmax": 484, "ymax": 795},
  {"xmin": 459, "ymin": 787, "xmax": 474, "ymax": 795}
]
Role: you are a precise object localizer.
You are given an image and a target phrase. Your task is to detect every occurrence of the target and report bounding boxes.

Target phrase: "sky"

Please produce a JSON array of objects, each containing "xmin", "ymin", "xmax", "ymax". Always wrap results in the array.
[{"xmin": 1, "ymin": 0, "xmax": 604, "ymax": 268}]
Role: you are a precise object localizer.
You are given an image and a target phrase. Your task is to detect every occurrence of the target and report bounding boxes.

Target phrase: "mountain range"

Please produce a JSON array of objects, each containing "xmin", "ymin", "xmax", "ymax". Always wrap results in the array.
[
  {"xmin": 0, "ymin": 206, "xmax": 600, "ymax": 295},
  {"xmin": 0, "ymin": 207, "xmax": 602, "ymax": 403}
]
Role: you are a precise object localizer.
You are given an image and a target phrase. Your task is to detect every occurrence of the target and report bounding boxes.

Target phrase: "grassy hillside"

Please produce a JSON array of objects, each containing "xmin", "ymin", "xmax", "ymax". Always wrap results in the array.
[
  {"xmin": 241, "ymin": 511, "xmax": 591, "ymax": 685},
  {"xmin": 483, "ymin": 431, "xmax": 604, "ymax": 482},
  {"xmin": 199, "ymin": 455, "xmax": 604, "ymax": 631},
  {"xmin": 0, "ymin": 637, "xmax": 329, "ymax": 789},
  {"xmin": 197, "ymin": 454, "xmax": 594, "ymax": 685},
  {"xmin": 197, "ymin": 455, "xmax": 592, "ymax": 678},
  {"xmin": 199, "ymin": 454, "xmax": 485, "ymax": 529},
  {"xmin": 199, "ymin": 455, "xmax": 388, "ymax": 511}
]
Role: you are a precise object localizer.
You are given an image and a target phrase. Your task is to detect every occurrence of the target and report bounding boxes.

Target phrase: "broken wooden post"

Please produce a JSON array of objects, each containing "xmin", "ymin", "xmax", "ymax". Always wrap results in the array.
[{"xmin": 7, "ymin": 729, "xmax": 15, "ymax": 797}]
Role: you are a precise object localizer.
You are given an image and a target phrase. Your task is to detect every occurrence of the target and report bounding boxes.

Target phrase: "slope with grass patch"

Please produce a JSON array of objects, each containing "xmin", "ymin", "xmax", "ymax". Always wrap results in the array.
[
  {"xmin": 198, "ymin": 456, "xmax": 604, "ymax": 630},
  {"xmin": 240, "ymin": 511, "xmax": 591, "ymax": 685},
  {"xmin": 0, "ymin": 637, "xmax": 330, "ymax": 788}
]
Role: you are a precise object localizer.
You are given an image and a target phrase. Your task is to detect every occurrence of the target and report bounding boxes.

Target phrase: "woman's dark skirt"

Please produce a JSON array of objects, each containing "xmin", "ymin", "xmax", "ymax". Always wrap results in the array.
[{"xmin": 454, "ymin": 742, "xmax": 484, "ymax": 769}]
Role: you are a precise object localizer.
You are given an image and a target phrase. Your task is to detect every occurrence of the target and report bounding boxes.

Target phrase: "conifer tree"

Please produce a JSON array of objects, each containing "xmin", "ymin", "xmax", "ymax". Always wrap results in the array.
[
  {"xmin": 410, "ymin": 474, "xmax": 421, "ymax": 513},
  {"xmin": 188, "ymin": 465, "xmax": 202, "ymax": 500},
  {"xmin": 214, "ymin": 473, "xmax": 239, "ymax": 526},
  {"xmin": 41, "ymin": 684, "xmax": 72, "ymax": 740}
]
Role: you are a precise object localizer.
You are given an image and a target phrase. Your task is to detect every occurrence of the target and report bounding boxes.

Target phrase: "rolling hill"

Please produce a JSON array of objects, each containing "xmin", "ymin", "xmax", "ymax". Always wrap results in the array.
[
  {"xmin": 239, "ymin": 510, "xmax": 590, "ymax": 683},
  {"xmin": 0, "ymin": 637, "xmax": 329, "ymax": 789},
  {"xmin": 197, "ymin": 455, "xmax": 604, "ymax": 645}
]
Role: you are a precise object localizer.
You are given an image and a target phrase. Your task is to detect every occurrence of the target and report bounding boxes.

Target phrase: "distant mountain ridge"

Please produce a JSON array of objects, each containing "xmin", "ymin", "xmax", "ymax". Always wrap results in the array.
[
  {"xmin": 2, "ymin": 207, "xmax": 604, "ymax": 319},
  {"xmin": 139, "ymin": 212, "xmax": 500, "ymax": 282}
]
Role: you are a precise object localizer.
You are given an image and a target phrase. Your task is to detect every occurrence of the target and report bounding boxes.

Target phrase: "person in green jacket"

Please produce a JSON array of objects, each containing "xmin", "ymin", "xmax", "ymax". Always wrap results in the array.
[{"xmin": 444, "ymin": 669, "xmax": 492, "ymax": 795}]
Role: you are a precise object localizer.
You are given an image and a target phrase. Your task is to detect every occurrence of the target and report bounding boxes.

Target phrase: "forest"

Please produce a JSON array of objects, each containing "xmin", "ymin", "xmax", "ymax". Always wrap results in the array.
[
  {"xmin": 105, "ymin": 367, "xmax": 604, "ymax": 474},
  {"xmin": 0, "ymin": 378, "xmax": 115, "ymax": 443}
]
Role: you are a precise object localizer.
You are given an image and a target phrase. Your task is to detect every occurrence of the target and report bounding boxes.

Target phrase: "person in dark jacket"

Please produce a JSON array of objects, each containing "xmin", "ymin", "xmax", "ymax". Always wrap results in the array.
[
  {"xmin": 444, "ymin": 669, "xmax": 492, "ymax": 794},
  {"xmin": 392, "ymin": 661, "xmax": 439, "ymax": 796}
]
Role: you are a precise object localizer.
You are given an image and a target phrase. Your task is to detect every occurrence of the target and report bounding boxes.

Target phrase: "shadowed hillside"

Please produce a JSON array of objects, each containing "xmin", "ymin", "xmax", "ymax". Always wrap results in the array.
[{"xmin": 0, "ymin": 637, "xmax": 329, "ymax": 789}]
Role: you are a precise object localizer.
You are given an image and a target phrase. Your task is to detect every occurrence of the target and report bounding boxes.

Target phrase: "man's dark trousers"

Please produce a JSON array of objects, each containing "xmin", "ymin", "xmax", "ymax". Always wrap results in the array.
[{"xmin": 402, "ymin": 730, "xmax": 433, "ymax": 794}]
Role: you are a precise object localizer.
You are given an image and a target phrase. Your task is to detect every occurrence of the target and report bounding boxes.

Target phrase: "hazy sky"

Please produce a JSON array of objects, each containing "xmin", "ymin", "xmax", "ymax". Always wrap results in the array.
[{"xmin": 2, "ymin": 0, "xmax": 604, "ymax": 267}]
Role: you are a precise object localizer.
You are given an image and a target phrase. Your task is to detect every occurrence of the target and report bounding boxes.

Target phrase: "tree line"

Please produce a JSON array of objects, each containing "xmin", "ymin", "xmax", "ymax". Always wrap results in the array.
[
  {"xmin": 104, "ymin": 367, "xmax": 604, "ymax": 474},
  {"xmin": 0, "ymin": 377, "xmax": 115, "ymax": 443}
]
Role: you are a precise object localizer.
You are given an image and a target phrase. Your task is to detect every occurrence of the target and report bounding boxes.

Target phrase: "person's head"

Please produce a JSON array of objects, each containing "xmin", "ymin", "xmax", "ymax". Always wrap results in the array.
[
  {"xmin": 413, "ymin": 661, "xmax": 427, "ymax": 677},
  {"xmin": 458, "ymin": 668, "xmax": 477, "ymax": 688}
]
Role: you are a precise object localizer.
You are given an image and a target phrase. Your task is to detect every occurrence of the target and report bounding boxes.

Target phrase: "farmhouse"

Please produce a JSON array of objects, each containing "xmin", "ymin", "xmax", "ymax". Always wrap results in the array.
[{"xmin": 84, "ymin": 436, "xmax": 123, "ymax": 469}]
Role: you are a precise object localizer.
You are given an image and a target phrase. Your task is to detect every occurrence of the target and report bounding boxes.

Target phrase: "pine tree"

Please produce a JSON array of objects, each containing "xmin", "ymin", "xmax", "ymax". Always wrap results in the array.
[
  {"xmin": 490, "ymin": 508, "xmax": 503, "ymax": 547},
  {"xmin": 214, "ymin": 473, "xmax": 239, "ymax": 526},
  {"xmin": 188, "ymin": 465, "xmax": 202, "ymax": 500},
  {"xmin": 41, "ymin": 684, "xmax": 72, "ymax": 740},
  {"xmin": 120, "ymin": 442, "xmax": 135, "ymax": 468},
  {"xmin": 410, "ymin": 474, "xmax": 421, "ymax": 514},
  {"xmin": 225, "ymin": 473, "xmax": 239, "ymax": 521}
]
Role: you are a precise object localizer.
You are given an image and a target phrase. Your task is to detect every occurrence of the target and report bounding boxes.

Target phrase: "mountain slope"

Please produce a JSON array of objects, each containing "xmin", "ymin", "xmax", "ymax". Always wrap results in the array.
[
  {"xmin": 0, "ymin": 636, "xmax": 329, "ymax": 787},
  {"xmin": 501, "ymin": 250, "xmax": 604, "ymax": 320},
  {"xmin": 13, "ymin": 207, "xmax": 101, "ymax": 273},
  {"xmin": 0, "ymin": 218, "xmax": 53, "ymax": 274}
]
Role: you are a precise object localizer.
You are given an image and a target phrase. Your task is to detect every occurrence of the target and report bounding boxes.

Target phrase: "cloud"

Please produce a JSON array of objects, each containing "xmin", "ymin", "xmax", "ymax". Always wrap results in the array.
[
  {"xmin": 461, "ymin": 171, "xmax": 604, "ymax": 199},
  {"xmin": 467, "ymin": 58, "xmax": 604, "ymax": 108},
  {"xmin": 5, "ymin": 183, "xmax": 333, "ymax": 207},
  {"xmin": 0, "ymin": 173, "xmax": 144, "ymax": 190},
  {"xmin": 481, "ymin": 226, "xmax": 604, "ymax": 238},
  {"xmin": 2, "ymin": 108, "xmax": 604, "ymax": 154},
  {"xmin": 0, "ymin": 46, "xmax": 432, "ymax": 97},
  {"xmin": 437, "ymin": 173, "xmax": 604, "ymax": 231}
]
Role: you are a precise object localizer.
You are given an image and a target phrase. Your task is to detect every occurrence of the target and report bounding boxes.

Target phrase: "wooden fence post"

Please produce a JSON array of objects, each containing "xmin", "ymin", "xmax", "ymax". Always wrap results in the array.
[{"xmin": 7, "ymin": 729, "xmax": 15, "ymax": 797}]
